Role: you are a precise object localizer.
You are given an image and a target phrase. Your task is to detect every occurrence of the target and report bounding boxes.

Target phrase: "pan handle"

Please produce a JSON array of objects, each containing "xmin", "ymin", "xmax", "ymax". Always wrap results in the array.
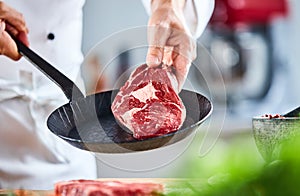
[
  {"xmin": 11, "ymin": 35, "xmax": 85, "ymax": 101},
  {"xmin": 283, "ymin": 106, "xmax": 300, "ymax": 117}
]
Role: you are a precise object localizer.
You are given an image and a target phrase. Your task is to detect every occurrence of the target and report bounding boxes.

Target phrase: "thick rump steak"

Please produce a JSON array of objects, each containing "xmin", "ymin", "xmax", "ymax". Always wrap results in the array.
[
  {"xmin": 111, "ymin": 64, "xmax": 186, "ymax": 140},
  {"xmin": 55, "ymin": 179, "xmax": 163, "ymax": 196}
]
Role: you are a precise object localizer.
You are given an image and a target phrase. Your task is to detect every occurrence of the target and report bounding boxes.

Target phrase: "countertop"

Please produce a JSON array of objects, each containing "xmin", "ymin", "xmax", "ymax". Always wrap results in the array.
[{"xmin": 0, "ymin": 178, "xmax": 206, "ymax": 196}]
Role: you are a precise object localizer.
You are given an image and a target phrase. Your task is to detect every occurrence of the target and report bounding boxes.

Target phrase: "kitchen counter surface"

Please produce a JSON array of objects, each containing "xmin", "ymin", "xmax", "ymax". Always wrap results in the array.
[{"xmin": 0, "ymin": 178, "xmax": 206, "ymax": 195}]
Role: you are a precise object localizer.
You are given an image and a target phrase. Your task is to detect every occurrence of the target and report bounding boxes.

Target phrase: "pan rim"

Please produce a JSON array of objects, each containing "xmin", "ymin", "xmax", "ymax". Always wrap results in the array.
[{"xmin": 47, "ymin": 89, "xmax": 213, "ymax": 146}]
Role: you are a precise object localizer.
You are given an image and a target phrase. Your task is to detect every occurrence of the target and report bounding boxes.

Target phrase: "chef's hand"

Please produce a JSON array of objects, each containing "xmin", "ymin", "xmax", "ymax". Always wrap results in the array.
[
  {"xmin": 146, "ymin": 0, "xmax": 196, "ymax": 92},
  {"xmin": 0, "ymin": 2, "xmax": 29, "ymax": 61}
]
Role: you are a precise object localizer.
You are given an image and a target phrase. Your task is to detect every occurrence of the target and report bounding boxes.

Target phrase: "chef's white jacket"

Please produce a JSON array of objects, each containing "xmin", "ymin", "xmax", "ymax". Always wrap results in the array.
[
  {"xmin": 0, "ymin": 0, "xmax": 97, "ymax": 190},
  {"xmin": 0, "ymin": 0, "xmax": 214, "ymax": 190}
]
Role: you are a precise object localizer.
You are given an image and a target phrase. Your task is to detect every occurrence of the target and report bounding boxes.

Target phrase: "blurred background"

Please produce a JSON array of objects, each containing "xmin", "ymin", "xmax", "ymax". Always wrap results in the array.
[{"xmin": 80, "ymin": 0, "xmax": 300, "ymax": 179}]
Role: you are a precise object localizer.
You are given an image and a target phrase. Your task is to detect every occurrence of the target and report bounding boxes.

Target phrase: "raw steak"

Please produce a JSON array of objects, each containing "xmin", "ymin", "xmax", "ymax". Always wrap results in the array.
[
  {"xmin": 55, "ymin": 179, "xmax": 163, "ymax": 196},
  {"xmin": 111, "ymin": 64, "xmax": 186, "ymax": 139}
]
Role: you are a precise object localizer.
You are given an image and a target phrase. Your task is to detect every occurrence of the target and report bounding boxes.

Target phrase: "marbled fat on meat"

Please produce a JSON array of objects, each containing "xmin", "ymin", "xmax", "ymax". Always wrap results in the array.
[
  {"xmin": 55, "ymin": 179, "xmax": 163, "ymax": 196},
  {"xmin": 111, "ymin": 64, "xmax": 186, "ymax": 139}
]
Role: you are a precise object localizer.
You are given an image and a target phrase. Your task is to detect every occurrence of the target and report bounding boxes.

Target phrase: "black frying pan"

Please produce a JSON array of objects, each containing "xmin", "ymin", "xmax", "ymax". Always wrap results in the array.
[{"xmin": 14, "ymin": 38, "xmax": 212, "ymax": 153}]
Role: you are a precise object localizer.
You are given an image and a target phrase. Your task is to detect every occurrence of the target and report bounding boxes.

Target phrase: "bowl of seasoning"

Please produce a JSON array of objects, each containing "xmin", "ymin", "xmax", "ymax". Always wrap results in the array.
[{"xmin": 252, "ymin": 114, "xmax": 300, "ymax": 162}]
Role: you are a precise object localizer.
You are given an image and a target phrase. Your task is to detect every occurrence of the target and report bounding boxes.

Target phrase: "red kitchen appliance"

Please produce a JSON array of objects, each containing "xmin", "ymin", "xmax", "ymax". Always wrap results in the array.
[
  {"xmin": 210, "ymin": 0, "xmax": 288, "ymax": 28},
  {"xmin": 201, "ymin": 0, "xmax": 288, "ymax": 113}
]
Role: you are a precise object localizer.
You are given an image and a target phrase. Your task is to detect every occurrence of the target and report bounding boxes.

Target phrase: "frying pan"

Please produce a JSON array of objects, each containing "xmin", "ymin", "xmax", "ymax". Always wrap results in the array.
[{"xmin": 13, "ymin": 38, "xmax": 212, "ymax": 153}]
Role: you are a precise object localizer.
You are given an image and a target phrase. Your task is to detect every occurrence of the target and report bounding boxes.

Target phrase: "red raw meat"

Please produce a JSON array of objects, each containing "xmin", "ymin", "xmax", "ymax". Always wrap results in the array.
[
  {"xmin": 111, "ymin": 64, "xmax": 186, "ymax": 139},
  {"xmin": 55, "ymin": 179, "xmax": 164, "ymax": 196}
]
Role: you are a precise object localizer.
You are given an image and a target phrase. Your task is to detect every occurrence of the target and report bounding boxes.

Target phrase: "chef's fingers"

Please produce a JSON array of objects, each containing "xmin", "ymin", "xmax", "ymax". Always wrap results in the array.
[
  {"xmin": 146, "ymin": 46, "xmax": 164, "ymax": 68},
  {"xmin": 6, "ymin": 23, "xmax": 29, "ymax": 46},
  {"xmin": 0, "ymin": 20, "xmax": 21, "ymax": 60},
  {"xmin": 0, "ymin": 2, "xmax": 28, "ymax": 34},
  {"xmin": 146, "ymin": 24, "xmax": 171, "ymax": 68},
  {"xmin": 167, "ymin": 28, "xmax": 196, "ymax": 63},
  {"xmin": 0, "ymin": 2, "xmax": 29, "ymax": 60},
  {"xmin": 162, "ymin": 46, "xmax": 173, "ymax": 66},
  {"xmin": 172, "ymin": 52, "xmax": 191, "ymax": 92},
  {"xmin": 17, "ymin": 31, "xmax": 29, "ymax": 46},
  {"xmin": 163, "ymin": 29, "xmax": 195, "ymax": 92}
]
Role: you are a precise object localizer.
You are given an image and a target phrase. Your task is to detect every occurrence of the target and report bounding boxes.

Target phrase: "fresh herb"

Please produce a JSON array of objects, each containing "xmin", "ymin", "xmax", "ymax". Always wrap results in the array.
[{"xmin": 167, "ymin": 124, "xmax": 300, "ymax": 195}]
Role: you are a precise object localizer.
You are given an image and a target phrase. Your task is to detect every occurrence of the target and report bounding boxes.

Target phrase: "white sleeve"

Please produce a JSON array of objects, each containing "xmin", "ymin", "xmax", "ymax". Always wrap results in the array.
[{"xmin": 141, "ymin": 0, "xmax": 215, "ymax": 39}]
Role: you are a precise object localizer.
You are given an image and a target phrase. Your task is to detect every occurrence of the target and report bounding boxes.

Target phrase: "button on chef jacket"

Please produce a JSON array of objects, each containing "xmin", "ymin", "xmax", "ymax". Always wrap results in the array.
[
  {"xmin": 0, "ymin": 0, "xmax": 214, "ymax": 190},
  {"xmin": 0, "ymin": 0, "xmax": 97, "ymax": 190}
]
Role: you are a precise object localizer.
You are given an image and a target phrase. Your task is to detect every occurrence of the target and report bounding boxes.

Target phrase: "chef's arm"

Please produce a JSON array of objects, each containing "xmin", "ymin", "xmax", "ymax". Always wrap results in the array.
[
  {"xmin": 142, "ymin": 0, "xmax": 215, "ymax": 38},
  {"xmin": 0, "ymin": 1, "xmax": 29, "ymax": 61},
  {"xmin": 143, "ymin": 0, "xmax": 214, "ymax": 92}
]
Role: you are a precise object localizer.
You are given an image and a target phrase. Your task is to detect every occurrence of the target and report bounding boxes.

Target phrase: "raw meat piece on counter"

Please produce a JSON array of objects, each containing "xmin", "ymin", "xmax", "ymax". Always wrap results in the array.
[{"xmin": 55, "ymin": 179, "xmax": 164, "ymax": 196}]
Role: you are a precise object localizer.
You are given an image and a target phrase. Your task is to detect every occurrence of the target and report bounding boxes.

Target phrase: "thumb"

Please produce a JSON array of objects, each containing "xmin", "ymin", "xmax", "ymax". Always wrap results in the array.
[{"xmin": 146, "ymin": 46, "xmax": 163, "ymax": 68}]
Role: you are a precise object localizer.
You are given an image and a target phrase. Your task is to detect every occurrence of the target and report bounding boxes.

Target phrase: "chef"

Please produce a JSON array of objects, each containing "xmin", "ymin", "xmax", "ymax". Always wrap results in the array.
[{"xmin": 0, "ymin": 0, "xmax": 214, "ymax": 190}]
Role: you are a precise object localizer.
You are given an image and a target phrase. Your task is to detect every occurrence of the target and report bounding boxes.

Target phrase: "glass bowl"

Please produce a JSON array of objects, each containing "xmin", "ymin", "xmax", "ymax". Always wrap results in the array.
[{"xmin": 252, "ymin": 116, "xmax": 300, "ymax": 162}]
